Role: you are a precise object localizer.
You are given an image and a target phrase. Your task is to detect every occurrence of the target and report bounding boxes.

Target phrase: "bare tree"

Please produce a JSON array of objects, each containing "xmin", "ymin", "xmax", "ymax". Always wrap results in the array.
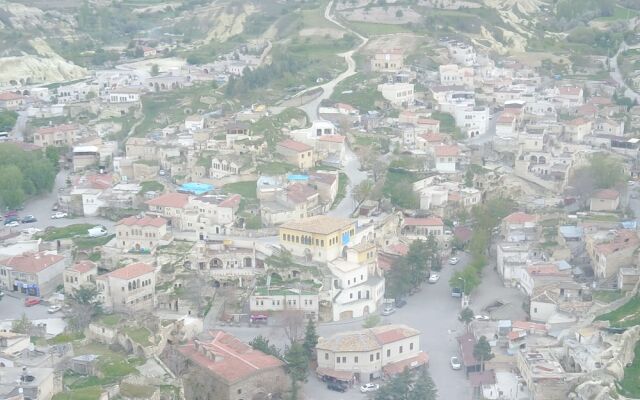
[{"xmin": 280, "ymin": 310, "xmax": 305, "ymax": 345}]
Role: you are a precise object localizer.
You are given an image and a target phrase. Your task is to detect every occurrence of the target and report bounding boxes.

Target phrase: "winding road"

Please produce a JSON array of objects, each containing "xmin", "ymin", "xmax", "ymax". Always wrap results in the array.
[
  {"xmin": 609, "ymin": 41, "xmax": 640, "ymax": 102},
  {"xmin": 295, "ymin": 0, "xmax": 369, "ymax": 218}
]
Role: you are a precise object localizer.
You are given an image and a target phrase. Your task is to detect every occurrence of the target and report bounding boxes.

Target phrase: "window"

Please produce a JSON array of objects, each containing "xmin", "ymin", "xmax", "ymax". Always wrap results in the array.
[
  {"xmin": 325, "ymin": 353, "xmax": 329, "ymax": 360},
  {"xmin": 399, "ymin": 346, "xmax": 403, "ymax": 354},
  {"xmin": 342, "ymin": 357, "xmax": 346, "ymax": 363},
  {"xmin": 370, "ymin": 354, "xmax": 374, "ymax": 362},
  {"xmin": 387, "ymin": 349, "xmax": 390, "ymax": 357},
  {"xmin": 354, "ymin": 356, "xmax": 358, "ymax": 364},
  {"xmin": 376, "ymin": 353, "xmax": 380, "ymax": 360},
  {"xmin": 337, "ymin": 357, "xmax": 341, "ymax": 364},
  {"xmin": 237, "ymin": 389, "xmax": 242, "ymax": 395}
]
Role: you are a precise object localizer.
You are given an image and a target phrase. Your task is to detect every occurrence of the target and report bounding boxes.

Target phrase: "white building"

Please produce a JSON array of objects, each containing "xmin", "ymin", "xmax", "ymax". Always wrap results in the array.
[
  {"xmin": 109, "ymin": 87, "xmax": 141, "ymax": 104},
  {"xmin": 454, "ymin": 106, "xmax": 490, "ymax": 138},
  {"xmin": 447, "ymin": 42, "xmax": 477, "ymax": 66},
  {"xmin": 185, "ymin": 114, "xmax": 205, "ymax": 131},
  {"xmin": 316, "ymin": 324, "xmax": 428, "ymax": 382},
  {"xmin": 439, "ymin": 64, "xmax": 474, "ymax": 87},
  {"xmin": 97, "ymin": 262, "xmax": 156, "ymax": 313},
  {"xmin": 250, "ymin": 287, "xmax": 319, "ymax": 320},
  {"xmin": 377, "ymin": 83, "xmax": 414, "ymax": 106}
]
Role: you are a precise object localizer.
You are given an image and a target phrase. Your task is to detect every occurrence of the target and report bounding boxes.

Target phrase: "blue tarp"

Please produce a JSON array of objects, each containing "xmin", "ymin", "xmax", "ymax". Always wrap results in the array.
[
  {"xmin": 287, "ymin": 174, "xmax": 309, "ymax": 181},
  {"xmin": 179, "ymin": 182, "xmax": 214, "ymax": 195}
]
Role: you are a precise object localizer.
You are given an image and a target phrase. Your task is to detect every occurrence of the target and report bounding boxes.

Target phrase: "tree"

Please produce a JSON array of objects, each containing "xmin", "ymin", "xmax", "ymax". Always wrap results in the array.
[
  {"xmin": 473, "ymin": 335, "xmax": 493, "ymax": 371},
  {"xmin": 395, "ymin": 9, "xmax": 404, "ymax": 18},
  {"xmin": 249, "ymin": 335, "xmax": 282, "ymax": 359},
  {"xmin": 0, "ymin": 110, "xmax": 18, "ymax": 131},
  {"xmin": 409, "ymin": 367, "xmax": 437, "ymax": 400},
  {"xmin": 150, "ymin": 64, "xmax": 160, "ymax": 76},
  {"xmin": 68, "ymin": 286, "xmax": 102, "ymax": 331},
  {"xmin": 362, "ymin": 314, "xmax": 381, "ymax": 328},
  {"xmin": 284, "ymin": 342, "xmax": 308, "ymax": 400},
  {"xmin": 450, "ymin": 267, "xmax": 480, "ymax": 295},
  {"xmin": 11, "ymin": 313, "xmax": 32, "ymax": 334},
  {"xmin": 302, "ymin": 318, "xmax": 318, "ymax": 360},
  {"xmin": 459, "ymin": 307, "xmax": 474, "ymax": 332},
  {"xmin": 45, "ymin": 146, "xmax": 62, "ymax": 171},
  {"xmin": 280, "ymin": 310, "xmax": 305, "ymax": 345},
  {"xmin": 0, "ymin": 165, "xmax": 25, "ymax": 208},
  {"xmin": 464, "ymin": 169, "xmax": 474, "ymax": 187},
  {"xmin": 353, "ymin": 179, "xmax": 374, "ymax": 206}
]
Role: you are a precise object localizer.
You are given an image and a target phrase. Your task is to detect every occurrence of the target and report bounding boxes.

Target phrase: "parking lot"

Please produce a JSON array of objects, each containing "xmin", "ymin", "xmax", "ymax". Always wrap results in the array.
[{"xmin": 0, "ymin": 293, "xmax": 67, "ymax": 335}]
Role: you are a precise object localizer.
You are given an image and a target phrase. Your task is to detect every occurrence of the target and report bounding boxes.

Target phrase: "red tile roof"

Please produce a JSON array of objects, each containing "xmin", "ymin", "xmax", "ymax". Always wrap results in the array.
[
  {"xmin": 496, "ymin": 113, "xmax": 515, "ymax": 124},
  {"xmin": 277, "ymin": 139, "xmax": 312, "ymax": 152},
  {"xmin": 526, "ymin": 263, "xmax": 569, "ymax": 277},
  {"xmin": 178, "ymin": 331, "xmax": 284, "ymax": 384},
  {"xmin": 592, "ymin": 189, "xmax": 619, "ymax": 200},
  {"xmin": 382, "ymin": 352, "xmax": 428, "ymax": 376},
  {"xmin": 146, "ymin": 192, "xmax": 190, "ymax": 208},
  {"xmin": 117, "ymin": 215, "xmax": 167, "ymax": 227},
  {"xmin": 469, "ymin": 370, "xmax": 496, "ymax": 387},
  {"xmin": 420, "ymin": 133, "xmax": 445, "ymax": 143},
  {"xmin": 566, "ymin": 117, "xmax": 590, "ymax": 127},
  {"xmin": 219, "ymin": 194, "xmax": 241, "ymax": 208},
  {"xmin": 286, "ymin": 183, "xmax": 318, "ymax": 204},
  {"xmin": 2, "ymin": 252, "xmax": 65, "ymax": 274},
  {"xmin": 318, "ymin": 135, "xmax": 346, "ymax": 143},
  {"xmin": 417, "ymin": 118, "xmax": 440, "ymax": 126},
  {"xmin": 434, "ymin": 145, "xmax": 459, "ymax": 157},
  {"xmin": 595, "ymin": 230, "xmax": 639, "ymax": 255},
  {"xmin": 0, "ymin": 92, "xmax": 24, "ymax": 101},
  {"xmin": 106, "ymin": 262, "xmax": 154, "ymax": 280},
  {"xmin": 71, "ymin": 260, "xmax": 96, "ymax": 274},
  {"xmin": 373, "ymin": 327, "xmax": 418, "ymax": 344},
  {"xmin": 36, "ymin": 124, "xmax": 78, "ymax": 135},
  {"xmin": 559, "ymin": 86, "xmax": 582, "ymax": 96},
  {"xmin": 503, "ymin": 212, "xmax": 537, "ymax": 224},
  {"xmin": 457, "ymin": 333, "xmax": 479, "ymax": 367},
  {"xmin": 403, "ymin": 217, "xmax": 444, "ymax": 227}
]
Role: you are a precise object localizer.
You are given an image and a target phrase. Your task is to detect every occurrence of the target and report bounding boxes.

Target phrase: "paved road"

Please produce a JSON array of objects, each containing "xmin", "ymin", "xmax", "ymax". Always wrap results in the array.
[
  {"xmin": 328, "ymin": 147, "xmax": 367, "ymax": 218},
  {"xmin": 610, "ymin": 41, "xmax": 640, "ymax": 102},
  {"xmin": 1, "ymin": 169, "xmax": 115, "ymax": 236}
]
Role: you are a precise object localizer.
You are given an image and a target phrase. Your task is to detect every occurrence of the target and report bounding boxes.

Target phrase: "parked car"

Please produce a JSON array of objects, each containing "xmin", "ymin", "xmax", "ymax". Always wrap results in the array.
[
  {"xmin": 24, "ymin": 297, "xmax": 40, "ymax": 307},
  {"xmin": 52, "ymin": 203, "xmax": 59, "ymax": 211},
  {"xmin": 4, "ymin": 210, "xmax": 18, "ymax": 218},
  {"xmin": 451, "ymin": 287, "xmax": 462, "ymax": 298},
  {"xmin": 88, "ymin": 226, "xmax": 108, "ymax": 237},
  {"xmin": 0, "ymin": 290, "xmax": 4, "ymax": 299},
  {"xmin": 21, "ymin": 215, "xmax": 37, "ymax": 224},
  {"xmin": 47, "ymin": 305, "xmax": 62, "ymax": 314},
  {"xmin": 327, "ymin": 382, "xmax": 347, "ymax": 392},
  {"xmin": 382, "ymin": 306, "xmax": 396, "ymax": 316},
  {"xmin": 4, "ymin": 220, "xmax": 19, "ymax": 227},
  {"xmin": 428, "ymin": 273, "xmax": 440, "ymax": 283},
  {"xmin": 474, "ymin": 314, "xmax": 490, "ymax": 321},
  {"xmin": 448, "ymin": 257, "xmax": 460, "ymax": 265},
  {"xmin": 395, "ymin": 298, "xmax": 407, "ymax": 308},
  {"xmin": 360, "ymin": 383, "xmax": 379, "ymax": 393},
  {"xmin": 450, "ymin": 356, "xmax": 462, "ymax": 370},
  {"xmin": 51, "ymin": 212, "xmax": 68, "ymax": 219}
]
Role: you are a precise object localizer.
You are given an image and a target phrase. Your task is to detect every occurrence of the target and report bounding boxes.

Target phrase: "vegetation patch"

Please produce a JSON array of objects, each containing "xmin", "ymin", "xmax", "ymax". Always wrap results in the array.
[
  {"xmin": 596, "ymin": 295, "xmax": 640, "ymax": 328},
  {"xmin": 139, "ymin": 180, "xmax": 165, "ymax": 194},
  {"xmin": 73, "ymin": 234, "xmax": 115, "ymax": 250},
  {"xmin": 383, "ymin": 170, "xmax": 419, "ymax": 209},
  {"xmin": 257, "ymin": 161, "xmax": 297, "ymax": 175},
  {"xmin": 224, "ymin": 181, "xmax": 257, "ymax": 199},
  {"xmin": 593, "ymin": 290, "xmax": 625, "ymax": 304},
  {"xmin": 38, "ymin": 224, "xmax": 94, "ymax": 241},
  {"xmin": 123, "ymin": 327, "xmax": 153, "ymax": 346},
  {"xmin": 619, "ymin": 340, "xmax": 640, "ymax": 398}
]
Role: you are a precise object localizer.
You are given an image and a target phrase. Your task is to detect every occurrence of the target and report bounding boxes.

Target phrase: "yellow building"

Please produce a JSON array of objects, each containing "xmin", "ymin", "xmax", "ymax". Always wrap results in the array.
[{"xmin": 279, "ymin": 216, "xmax": 357, "ymax": 262}]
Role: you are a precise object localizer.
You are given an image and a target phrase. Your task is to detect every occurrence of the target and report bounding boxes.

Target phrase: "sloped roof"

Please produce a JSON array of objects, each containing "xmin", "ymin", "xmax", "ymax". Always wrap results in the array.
[
  {"xmin": 1, "ymin": 252, "xmax": 65, "ymax": 274},
  {"xmin": 145, "ymin": 192, "xmax": 190, "ymax": 209},
  {"xmin": 277, "ymin": 139, "xmax": 312, "ymax": 152},
  {"xmin": 117, "ymin": 215, "xmax": 167, "ymax": 227},
  {"xmin": 106, "ymin": 262, "xmax": 154, "ymax": 280}
]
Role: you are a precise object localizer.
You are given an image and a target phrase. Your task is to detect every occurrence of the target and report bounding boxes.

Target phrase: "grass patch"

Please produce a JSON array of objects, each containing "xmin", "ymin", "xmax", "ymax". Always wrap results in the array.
[
  {"xmin": 38, "ymin": 224, "xmax": 94, "ymax": 241},
  {"xmin": 593, "ymin": 290, "xmax": 625, "ymax": 304},
  {"xmin": 330, "ymin": 72, "xmax": 383, "ymax": 112},
  {"xmin": 73, "ymin": 234, "xmax": 114, "ymax": 250},
  {"xmin": 333, "ymin": 172, "xmax": 348, "ymax": 208},
  {"xmin": 619, "ymin": 340, "xmax": 640, "ymax": 398},
  {"xmin": 69, "ymin": 343, "xmax": 142, "ymax": 388},
  {"xmin": 139, "ymin": 180, "xmax": 164, "ymax": 194},
  {"xmin": 123, "ymin": 327, "xmax": 153, "ymax": 346},
  {"xmin": 88, "ymin": 252, "xmax": 101, "ymax": 262},
  {"xmin": 252, "ymin": 107, "xmax": 308, "ymax": 150},
  {"xmin": 48, "ymin": 331, "xmax": 84, "ymax": 345},
  {"xmin": 224, "ymin": 181, "xmax": 257, "ymax": 199},
  {"xmin": 53, "ymin": 386, "xmax": 102, "ymax": 400},
  {"xmin": 98, "ymin": 314, "xmax": 121, "ymax": 327},
  {"xmin": 347, "ymin": 21, "xmax": 412, "ymax": 36},
  {"xmin": 596, "ymin": 295, "xmax": 640, "ymax": 328},
  {"xmin": 120, "ymin": 383, "xmax": 156, "ymax": 398},
  {"xmin": 257, "ymin": 161, "xmax": 297, "ymax": 175},
  {"xmin": 241, "ymin": 212, "xmax": 263, "ymax": 230}
]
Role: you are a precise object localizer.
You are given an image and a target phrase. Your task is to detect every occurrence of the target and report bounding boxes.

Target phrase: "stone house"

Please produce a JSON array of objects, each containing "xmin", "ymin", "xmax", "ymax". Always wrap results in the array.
[
  {"xmin": 170, "ymin": 331, "xmax": 289, "ymax": 400},
  {"xmin": 33, "ymin": 124, "xmax": 80, "ymax": 148},
  {"xmin": 276, "ymin": 139, "xmax": 314, "ymax": 170},
  {"xmin": 97, "ymin": 262, "xmax": 156, "ymax": 313},
  {"xmin": 0, "ymin": 92, "xmax": 25, "ymax": 110},
  {"xmin": 589, "ymin": 189, "xmax": 620, "ymax": 212},
  {"xmin": 0, "ymin": 252, "xmax": 67, "ymax": 297},
  {"xmin": 587, "ymin": 229, "xmax": 639, "ymax": 281},
  {"xmin": 400, "ymin": 217, "xmax": 445, "ymax": 240},
  {"xmin": 115, "ymin": 215, "xmax": 170, "ymax": 254},
  {"xmin": 63, "ymin": 260, "xmax": 97, "ymax": 293},
  {"xmin": 316, "ymin": 324, "xmax": 427, "ymax": 383},
  {"xmin": 370, "ymin": 50, "xmax": 404, "ymax": 72}
]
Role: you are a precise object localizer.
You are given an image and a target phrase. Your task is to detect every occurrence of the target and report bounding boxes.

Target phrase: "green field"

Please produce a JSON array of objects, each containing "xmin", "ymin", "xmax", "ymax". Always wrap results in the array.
[
  {"xmin": 224, "ymin": 181, "xmax": 257, "ymax": 199},
  {"xmin": 619, "ymin": 340, "xmax": 640, "ymax": 398},
  {"xmin": 595, "ymin": 295, "xmax": 640, "ymax": 328}
]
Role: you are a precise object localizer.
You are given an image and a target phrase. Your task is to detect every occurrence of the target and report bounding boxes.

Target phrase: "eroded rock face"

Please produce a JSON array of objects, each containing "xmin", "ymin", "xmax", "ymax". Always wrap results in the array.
[{"xmin": 568, "ymin": 325, "xmax": 640, "ymax": 400}]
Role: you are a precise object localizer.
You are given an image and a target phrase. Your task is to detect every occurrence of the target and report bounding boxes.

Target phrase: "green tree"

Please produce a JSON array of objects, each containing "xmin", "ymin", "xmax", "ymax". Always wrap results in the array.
[
  {"xmin": 11, "ymin": 313, "xmax": 32, "ymax": 334},
  {"xmin": 151, "ymin": 64, "xmax": 160, "ymax": 76},
  {"xmin": 353, "ymin": 179, "xmax": 374, "ymax": 206},
  {"xmin": 450, "ymin": 267, "xmax": 480, "ymax": 295},
  {"xmin": 459, "ymin": 307, "xmax": 474, "ymax": 332},
  {"xmin": 0, "ymin": 165, "xmax": 26, "ymax": 208},
  {"xmin": 285, "ymin": 342, "xmax": 308, "ymax": 400},
  {"xmin": 464, "ymin": 169, "xmax": 474, "ymax": 187},
  {"xmin": 0, "ymin": 110, "xmax": 18, "ymax": 131},
  {"xmin": 68, "ymin": 286, "xmax": 102, "ymax": 331},
  {"xmin": 249, "ymin": 335, "xmax": 282, "ymax": 359},
  {"xmin": 302, "ymin": 318, "xmax": 318, "ymax": 360},
  {"xmin": 409, "ymin": 367, "xmax": 438, "ymax": 400},
  {"xmin": 45, "ymin": 146, "xmax": 62, "ymax": 171},
  {"xmin": 473, "ymin": 335, "xmax": 493, "ymax": 371}
]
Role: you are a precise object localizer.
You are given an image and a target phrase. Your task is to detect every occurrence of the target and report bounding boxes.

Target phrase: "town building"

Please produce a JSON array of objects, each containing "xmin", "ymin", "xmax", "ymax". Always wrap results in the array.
[
  {"xmin": 279, "ymin": 216, "xmax": 358, "ymax": 262},
  {"xmin": 250, "ymin": 287, "xmax": 319, "ymax": 320},
  {"xmin": 171, "ymin": 331, "xmax": 289, "ymax": 400},
  {"xmin": 115, "ymin": 215, "xmax": 170, "ymax": 254},
  {"xmin": 33, "ymin": 124, "xmax": 80, "ymax": 147},
  {"xmin": 433, "ymin": 145, "xmax": 460, "ymax": 173},
  {"xmin": 0, "ymin": 367, "xmax": 59, "ymax": 400},
  {"xmin": 589, "ymin": 189, "xmax": 620, "ymax": 212},
  {"xmin": 276, "ymin": 139, "xmax": 314, "ymax": 170},
  {"xmin": 377, "ymin": 83, "xmax": 414, "ymax": 106},
  {"xmin": 0, "ymin": 252, "xmax": 67, "ymax": 297},
  {"xmin": 96, "ymin": 262, "xmax": 156, "ymax": 313},
  {"xmin": 370, "ymin": 50, "xmax": 404, "ymax": 72},
  {"xmin": 0, "ymin": 92, "xmax": 26, "ymax": 110},
  {"xmin": 316, "ymin": 324, "xmax": 428, "ymax": 383},
  {"xmin": 516, "ymin": 348, "xmax": 570, "ymax": 400},
  {"xmin": 63, "ymin": 260, "xmax": 98, "ymax": 293}
]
